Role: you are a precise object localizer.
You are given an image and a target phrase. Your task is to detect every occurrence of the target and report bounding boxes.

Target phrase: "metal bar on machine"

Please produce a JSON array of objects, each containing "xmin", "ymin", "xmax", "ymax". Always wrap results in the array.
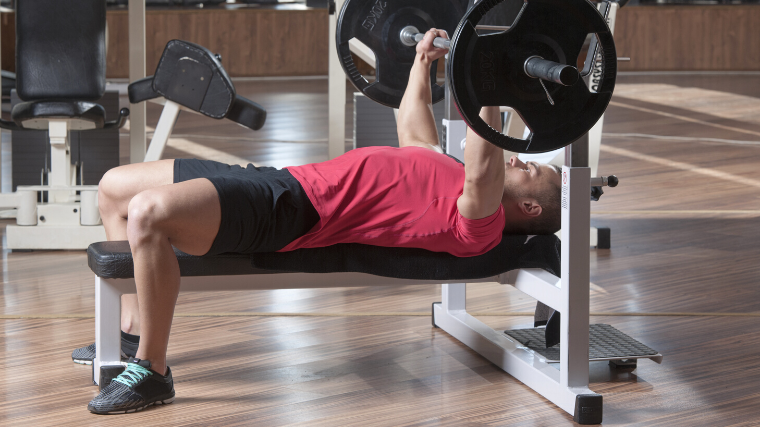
[
  {"xmin": 560, "ymin": 166, "xmax": 591, "ymax": 388},
  {"xmin": 129, "ymin": 0, "xmax": 147, "ymax": 164}
]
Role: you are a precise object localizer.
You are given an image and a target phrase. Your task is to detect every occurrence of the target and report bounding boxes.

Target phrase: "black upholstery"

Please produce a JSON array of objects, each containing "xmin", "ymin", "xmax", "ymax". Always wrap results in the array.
[
  {"xmin": 88, "ymin": 236, "xmax": 561, "ymax": 343},
  {"xmin": 152, "ymin": 40, "xmax": 235, "ymax": 119},
  {"xmin": 87, "ymin": 234, "xmax": 560, "ymax": 281},
  {"xmin": 227, "ymin": 95, "xmax": 267, "ymax": 131},
  {"xmin": 127, "ymin": 40, "xmax": 267, "ymax": 131},
  {"xmin": 88, "ymin": 241, "xmax": 284, "ymax": 279},
  {"xmin": 127, "ymin": 77, "xmax": 160, "ymax": 104},
  {"xmin": 2, "ymin": 0, "xmax": 128, "ymax": 132},
  {"xmin": 12, "ymin": 101, "xmax": 106, "ymax": 129},
  {"xmin": 16, "ymin": 0, "xmax": 106, "ymax": 101}
]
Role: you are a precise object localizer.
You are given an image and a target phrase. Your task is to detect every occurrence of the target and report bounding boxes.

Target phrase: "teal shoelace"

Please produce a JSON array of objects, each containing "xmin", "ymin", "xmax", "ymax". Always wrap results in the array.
[{"xmin": 113, "ymin": 363, "xmax": 153, "ymax": 388}]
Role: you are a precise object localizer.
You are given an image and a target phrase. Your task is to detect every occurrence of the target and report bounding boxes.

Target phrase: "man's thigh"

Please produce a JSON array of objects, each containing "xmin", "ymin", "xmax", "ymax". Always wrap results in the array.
[
  {"xmin": 132, "ymin": 178, "xmax": 221, "ymax": 256},
  {"xmin": 102, "ymin": 159, "xmax": 175, "ymax": 204}
]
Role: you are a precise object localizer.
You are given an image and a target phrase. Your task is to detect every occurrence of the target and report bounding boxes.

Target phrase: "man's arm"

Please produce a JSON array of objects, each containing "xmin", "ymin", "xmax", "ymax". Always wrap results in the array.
[
  {"xmin": 397, "ymin": 29, "xmax": 448, "ymax": 152},
  {"xmin": 457, "ymin": 107, "xmax": 505, "ymax": 220}
]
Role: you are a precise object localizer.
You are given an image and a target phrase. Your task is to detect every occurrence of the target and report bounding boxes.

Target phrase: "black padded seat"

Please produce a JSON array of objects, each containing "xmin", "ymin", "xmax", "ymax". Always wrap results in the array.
[
  {"xmin": 88, "ymin": 241, "xmax": 284, "ymax": 279},
  {"xmin": 11, "ymin": 100, "xmax": 106, "ymax": 130},
  {"xmin": 87, "ymin": 234, "xmax": 561, "ymax": 281}
]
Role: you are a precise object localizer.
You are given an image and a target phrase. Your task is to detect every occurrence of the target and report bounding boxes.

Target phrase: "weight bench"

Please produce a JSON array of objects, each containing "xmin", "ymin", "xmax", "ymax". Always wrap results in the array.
[{"xmin": 87, "ymin": 166, "xmax": 661, "ymax": 424}]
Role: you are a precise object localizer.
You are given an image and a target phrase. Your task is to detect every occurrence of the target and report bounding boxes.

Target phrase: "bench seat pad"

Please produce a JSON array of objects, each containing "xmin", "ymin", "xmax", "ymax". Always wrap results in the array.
[{"xmin": 88, "ymin": 234, "xmax": 560, "ymax": 281}]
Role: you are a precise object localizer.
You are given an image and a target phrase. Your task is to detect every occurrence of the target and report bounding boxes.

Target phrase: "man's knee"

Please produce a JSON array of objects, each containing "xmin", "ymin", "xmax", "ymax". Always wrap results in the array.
[
  {"xmin": 126, "ymin": 191, "xmax": 169, "ymax": 244},
  {"xmin": 98, "ymin": 167, "xmax": 130, "ymax": 208}
]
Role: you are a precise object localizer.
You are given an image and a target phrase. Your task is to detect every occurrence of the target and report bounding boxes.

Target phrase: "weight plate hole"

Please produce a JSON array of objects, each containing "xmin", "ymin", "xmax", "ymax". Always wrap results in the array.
[{"xmin": 347, "ymin": 37, "xmax": 375, "ymax": 81}]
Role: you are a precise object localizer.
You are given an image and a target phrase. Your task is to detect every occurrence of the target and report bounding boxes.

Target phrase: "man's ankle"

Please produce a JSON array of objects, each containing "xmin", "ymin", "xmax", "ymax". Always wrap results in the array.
[{"xmin": 120, "ymin": 320, "xmax": 140, "ymax": 336}]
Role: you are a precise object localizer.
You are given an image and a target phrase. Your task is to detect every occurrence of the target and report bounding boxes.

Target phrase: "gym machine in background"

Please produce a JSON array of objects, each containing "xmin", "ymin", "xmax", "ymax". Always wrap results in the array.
[
  {"xmin": 0, "ymin": 2, "xmax": 266, "ymax": 250},
  {"xmin": 329, "ymin": 0, "xmax": 657, "ymax": 424},
  {"xmin": 0, "ymin": 0, "xmax": 129, "ymax": 250}
]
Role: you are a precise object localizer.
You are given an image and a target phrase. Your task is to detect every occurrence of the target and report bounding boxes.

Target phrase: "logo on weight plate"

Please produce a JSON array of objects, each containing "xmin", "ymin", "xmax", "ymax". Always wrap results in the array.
[
  {"xmin": 479, "ymin": 52, "xmax": 496, "ymax": 91},
  {"xmin": 361, "ymin": 0, "xmax": 387, "ymax": 32}
]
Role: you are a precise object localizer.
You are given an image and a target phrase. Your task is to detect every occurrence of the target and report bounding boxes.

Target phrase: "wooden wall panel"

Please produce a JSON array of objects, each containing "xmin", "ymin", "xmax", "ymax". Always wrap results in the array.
[
  {"xmin": 614, "ymin": 6, "xmax": 760, "ymax": 71},
  {"xmin": 1, "ymin": 12, "xmax": 14, "ymax": 73},
  {"xmin": 3, "ymin": 6, "xmax": 759, "ymax": 76},
  {"xmin": 103, "ymin": 8, "xmax": 329, "ymax": 78}
]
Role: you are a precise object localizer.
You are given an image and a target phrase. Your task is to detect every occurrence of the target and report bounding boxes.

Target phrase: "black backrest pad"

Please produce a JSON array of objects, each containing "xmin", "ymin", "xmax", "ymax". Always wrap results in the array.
[
  {"xmin": 253, "ymin": 234, "xmax": 561, "ymax": 281},
  {"xmin": 88, "ymin": 234, "xmax": 560, "ymax": 281},
  {"xmin": 16, "ymin": 0, "xmax": 106, "ymax": 101},
  {"xmin": 152, "ymin": 40, "xmax": 235, "ymax": 119}
]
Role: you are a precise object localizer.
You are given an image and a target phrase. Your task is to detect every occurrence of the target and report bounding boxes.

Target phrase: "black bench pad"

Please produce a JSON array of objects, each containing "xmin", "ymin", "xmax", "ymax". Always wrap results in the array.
[{"xmin": 87, "ymin": 234, "xmax": 560, "ymax": 281}]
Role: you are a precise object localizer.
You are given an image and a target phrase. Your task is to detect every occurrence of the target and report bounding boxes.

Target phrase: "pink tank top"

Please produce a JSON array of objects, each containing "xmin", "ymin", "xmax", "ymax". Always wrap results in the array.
[{"xmin": 281, "ymin": 146, "xmax": 504, "ymax": 257}]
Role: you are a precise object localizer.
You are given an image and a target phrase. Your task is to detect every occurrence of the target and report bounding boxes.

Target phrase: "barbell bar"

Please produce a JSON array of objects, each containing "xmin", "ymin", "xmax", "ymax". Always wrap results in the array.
[
  {"xmin": 399, "ymin": 25, "xmax": 517, "ymax": 49},
  {"xmin": 399, "ymin": 25, "xmax": 580, "ymax": 87}
]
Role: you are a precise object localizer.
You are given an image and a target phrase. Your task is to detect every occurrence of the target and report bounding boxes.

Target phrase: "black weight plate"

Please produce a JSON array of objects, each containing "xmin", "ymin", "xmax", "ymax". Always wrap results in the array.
[
  {"xmin": 449, "ymin": 0, "xmax": 616, "ymax": 153},
  {"xmin": 336, "ymin": 0, "xmax": 469, "ymax": 109}
]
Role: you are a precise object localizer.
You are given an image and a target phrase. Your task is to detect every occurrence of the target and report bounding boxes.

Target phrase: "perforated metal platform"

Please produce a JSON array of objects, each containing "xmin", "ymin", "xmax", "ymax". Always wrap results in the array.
[{"xmin": 504, "ymin": 323, "xmax": 663, "ymax": 363}]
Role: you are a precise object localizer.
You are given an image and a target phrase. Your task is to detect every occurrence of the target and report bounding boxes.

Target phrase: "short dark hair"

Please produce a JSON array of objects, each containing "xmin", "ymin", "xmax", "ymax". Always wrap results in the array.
[{"xmin": 504, "ymin": 166, "xmax": 562, "ymax": 235}]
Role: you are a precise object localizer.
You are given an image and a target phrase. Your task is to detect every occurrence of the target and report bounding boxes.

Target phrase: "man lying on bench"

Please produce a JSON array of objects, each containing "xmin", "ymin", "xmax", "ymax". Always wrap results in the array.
[{"xmin": 85, "ymin": 29, "xmax": 562, "ymax": 415}]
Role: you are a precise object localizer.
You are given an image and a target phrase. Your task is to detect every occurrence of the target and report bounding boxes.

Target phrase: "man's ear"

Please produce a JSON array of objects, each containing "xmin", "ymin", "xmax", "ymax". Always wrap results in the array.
[{"xmin": 518, "ymin": 199, "xmax": 542, "ymax": 218}]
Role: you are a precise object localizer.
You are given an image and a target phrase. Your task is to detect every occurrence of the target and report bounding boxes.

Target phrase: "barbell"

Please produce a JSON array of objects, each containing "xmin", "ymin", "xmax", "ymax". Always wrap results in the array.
[
  {"xmin": 336, "ymin": 0, "xmax": 619, "ymax": 154},
  {"xmin": 400, "ymin": 25, "xmax": 580, "ymax": 87}
]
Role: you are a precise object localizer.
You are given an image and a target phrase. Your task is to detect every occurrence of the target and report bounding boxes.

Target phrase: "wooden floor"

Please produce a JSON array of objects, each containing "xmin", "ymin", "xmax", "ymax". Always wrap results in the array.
[{"xmin": 1, "ymin": 73, "xmax": 760, "ymax": 426}]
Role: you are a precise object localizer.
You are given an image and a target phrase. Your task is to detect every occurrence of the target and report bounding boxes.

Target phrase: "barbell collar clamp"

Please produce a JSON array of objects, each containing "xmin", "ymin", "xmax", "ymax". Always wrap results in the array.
[
  {"xmin": 524, "ymin": 56, "xmax": 580, "ymax": 86},
  {"xmin": 590, "ymin": 175, "xmax": 619, "ymax": 187}
]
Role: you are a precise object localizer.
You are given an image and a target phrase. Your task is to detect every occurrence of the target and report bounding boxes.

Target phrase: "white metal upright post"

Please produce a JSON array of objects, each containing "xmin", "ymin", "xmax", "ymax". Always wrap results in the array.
[
  {"xmin": 48, "ymin": 121, "xmax": 71, "ymax": 203},
  {"xmin": 328, "ymin": 0, "xmax": 346, "ymax": 159},
  {"xmin": 143, "ymin": 101, "xmax": 181, "ymax": 162},
  {"xmin": 94, "ymin": 277, "xmax": 130, "ymax": 385},
  {"xmin": 129, "ymin": 0, "xmax": 147, "ymax": 164},
  {"xmin": 559, "ymin": 166, "xmax": 591, "ymax": 387}
]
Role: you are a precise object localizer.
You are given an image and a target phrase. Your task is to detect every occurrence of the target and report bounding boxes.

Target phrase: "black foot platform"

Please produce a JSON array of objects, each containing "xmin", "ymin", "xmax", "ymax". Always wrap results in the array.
[{"xmin": 504, "ymin": 323, "xmax": 663, "ymax": 363}]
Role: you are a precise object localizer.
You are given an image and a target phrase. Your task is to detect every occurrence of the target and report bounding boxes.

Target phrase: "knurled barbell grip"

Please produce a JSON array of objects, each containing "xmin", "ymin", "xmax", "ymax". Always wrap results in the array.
[
  {"xmin": 400, "ymin": 26, "xmax": 451, "ymax": 50},
  {"xmin": 524, "ymin": 56, "xmax": 580, "ymax": 86}
]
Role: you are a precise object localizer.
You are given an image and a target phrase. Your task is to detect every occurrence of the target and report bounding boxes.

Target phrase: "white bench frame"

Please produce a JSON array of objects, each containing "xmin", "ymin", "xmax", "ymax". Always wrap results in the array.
[{"xmin": 94, "ymin": 166, "xmax": 598, "ymax": 420}]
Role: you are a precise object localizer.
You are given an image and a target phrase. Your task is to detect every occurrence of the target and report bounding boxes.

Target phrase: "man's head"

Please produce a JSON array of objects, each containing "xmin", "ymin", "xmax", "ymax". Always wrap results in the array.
[{"xmin": 501, "ymin": 156, "xmax": 562, "ymax": 235}]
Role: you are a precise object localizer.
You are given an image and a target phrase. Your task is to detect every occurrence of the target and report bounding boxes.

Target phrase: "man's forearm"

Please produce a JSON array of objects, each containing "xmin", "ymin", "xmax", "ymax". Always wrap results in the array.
[
  {"xmin": 457, "ymin": 106, "xmax": 505, "ymax": 220},
  {"xmin": 397, "ymin": 54, "xmax": 440, "ymax": 147},
  {"xmin": 464, "ymin": 107, "xmax": 504, "ymax": 182}
]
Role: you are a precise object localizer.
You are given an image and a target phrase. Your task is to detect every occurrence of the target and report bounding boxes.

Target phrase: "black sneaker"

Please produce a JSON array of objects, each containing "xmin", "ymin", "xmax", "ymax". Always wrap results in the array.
[
  {"xmin": 72, "ymin": 332, "xmax": 140, "ymax": 365},
  {"xmin": 88, "ymin": 358, "xmax": 175, "ymax": 414}
]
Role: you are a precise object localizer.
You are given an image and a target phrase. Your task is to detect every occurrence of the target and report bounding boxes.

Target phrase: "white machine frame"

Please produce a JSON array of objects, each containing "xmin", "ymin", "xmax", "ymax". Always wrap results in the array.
[{"xmin": 0, "ymin": 119, "xmax": 107, "ymax": 249}]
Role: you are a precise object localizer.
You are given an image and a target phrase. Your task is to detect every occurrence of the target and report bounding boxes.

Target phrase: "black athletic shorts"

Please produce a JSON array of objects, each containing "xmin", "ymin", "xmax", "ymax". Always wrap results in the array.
[{"xmin": 174, "ymin": 159, "xmax": 319, "ymax": 255}]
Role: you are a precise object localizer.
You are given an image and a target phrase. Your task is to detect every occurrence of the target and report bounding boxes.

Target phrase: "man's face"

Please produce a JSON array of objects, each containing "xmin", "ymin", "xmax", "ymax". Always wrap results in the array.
[{"xmin": 503, "ymin": 156, "xmax": 562, "ymax": 199}]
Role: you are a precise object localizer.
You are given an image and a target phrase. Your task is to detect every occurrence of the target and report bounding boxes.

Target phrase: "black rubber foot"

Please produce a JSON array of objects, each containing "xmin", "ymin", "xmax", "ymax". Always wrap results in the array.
[
  {"xmin": 596, "ymin": 227, "xmax": 611, "ymax": 249},
  {"xmin": 432, "ymin": 302, "xmax": 441, "ymax": 328},
  {"xmin": 574, "ymin": 393, "xmax": 603, "ymax": 424},
  {"xmin": 609, "ymin": 358, "xmax": 638, "ymax": 369},
  {"xmin": 98, "ymin": 364, "xmax": 125, "ymax": 390}
]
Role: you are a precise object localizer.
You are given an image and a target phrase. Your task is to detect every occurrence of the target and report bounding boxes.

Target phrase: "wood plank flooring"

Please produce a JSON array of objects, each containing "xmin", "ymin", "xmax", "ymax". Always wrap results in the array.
[{"xmin": 1, "ymin": 73, "xmax": 760, "ymax": 425}]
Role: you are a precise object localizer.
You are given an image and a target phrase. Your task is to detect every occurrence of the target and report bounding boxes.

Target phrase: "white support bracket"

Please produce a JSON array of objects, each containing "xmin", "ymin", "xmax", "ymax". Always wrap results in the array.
[
  {"xmin": 435, "ymin": 167, "xmax": 601, "ymax": 424},
  {"xmin": 144, "ymin": 100, "xmax": 181, "ymax": 163},
  {"xmin": 94, "ymin": 277, "xmax": 132, "ymax": 381},
  {"xmin": 48, "ymin": 121, "xmax": 73, "ymax": 203}
]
